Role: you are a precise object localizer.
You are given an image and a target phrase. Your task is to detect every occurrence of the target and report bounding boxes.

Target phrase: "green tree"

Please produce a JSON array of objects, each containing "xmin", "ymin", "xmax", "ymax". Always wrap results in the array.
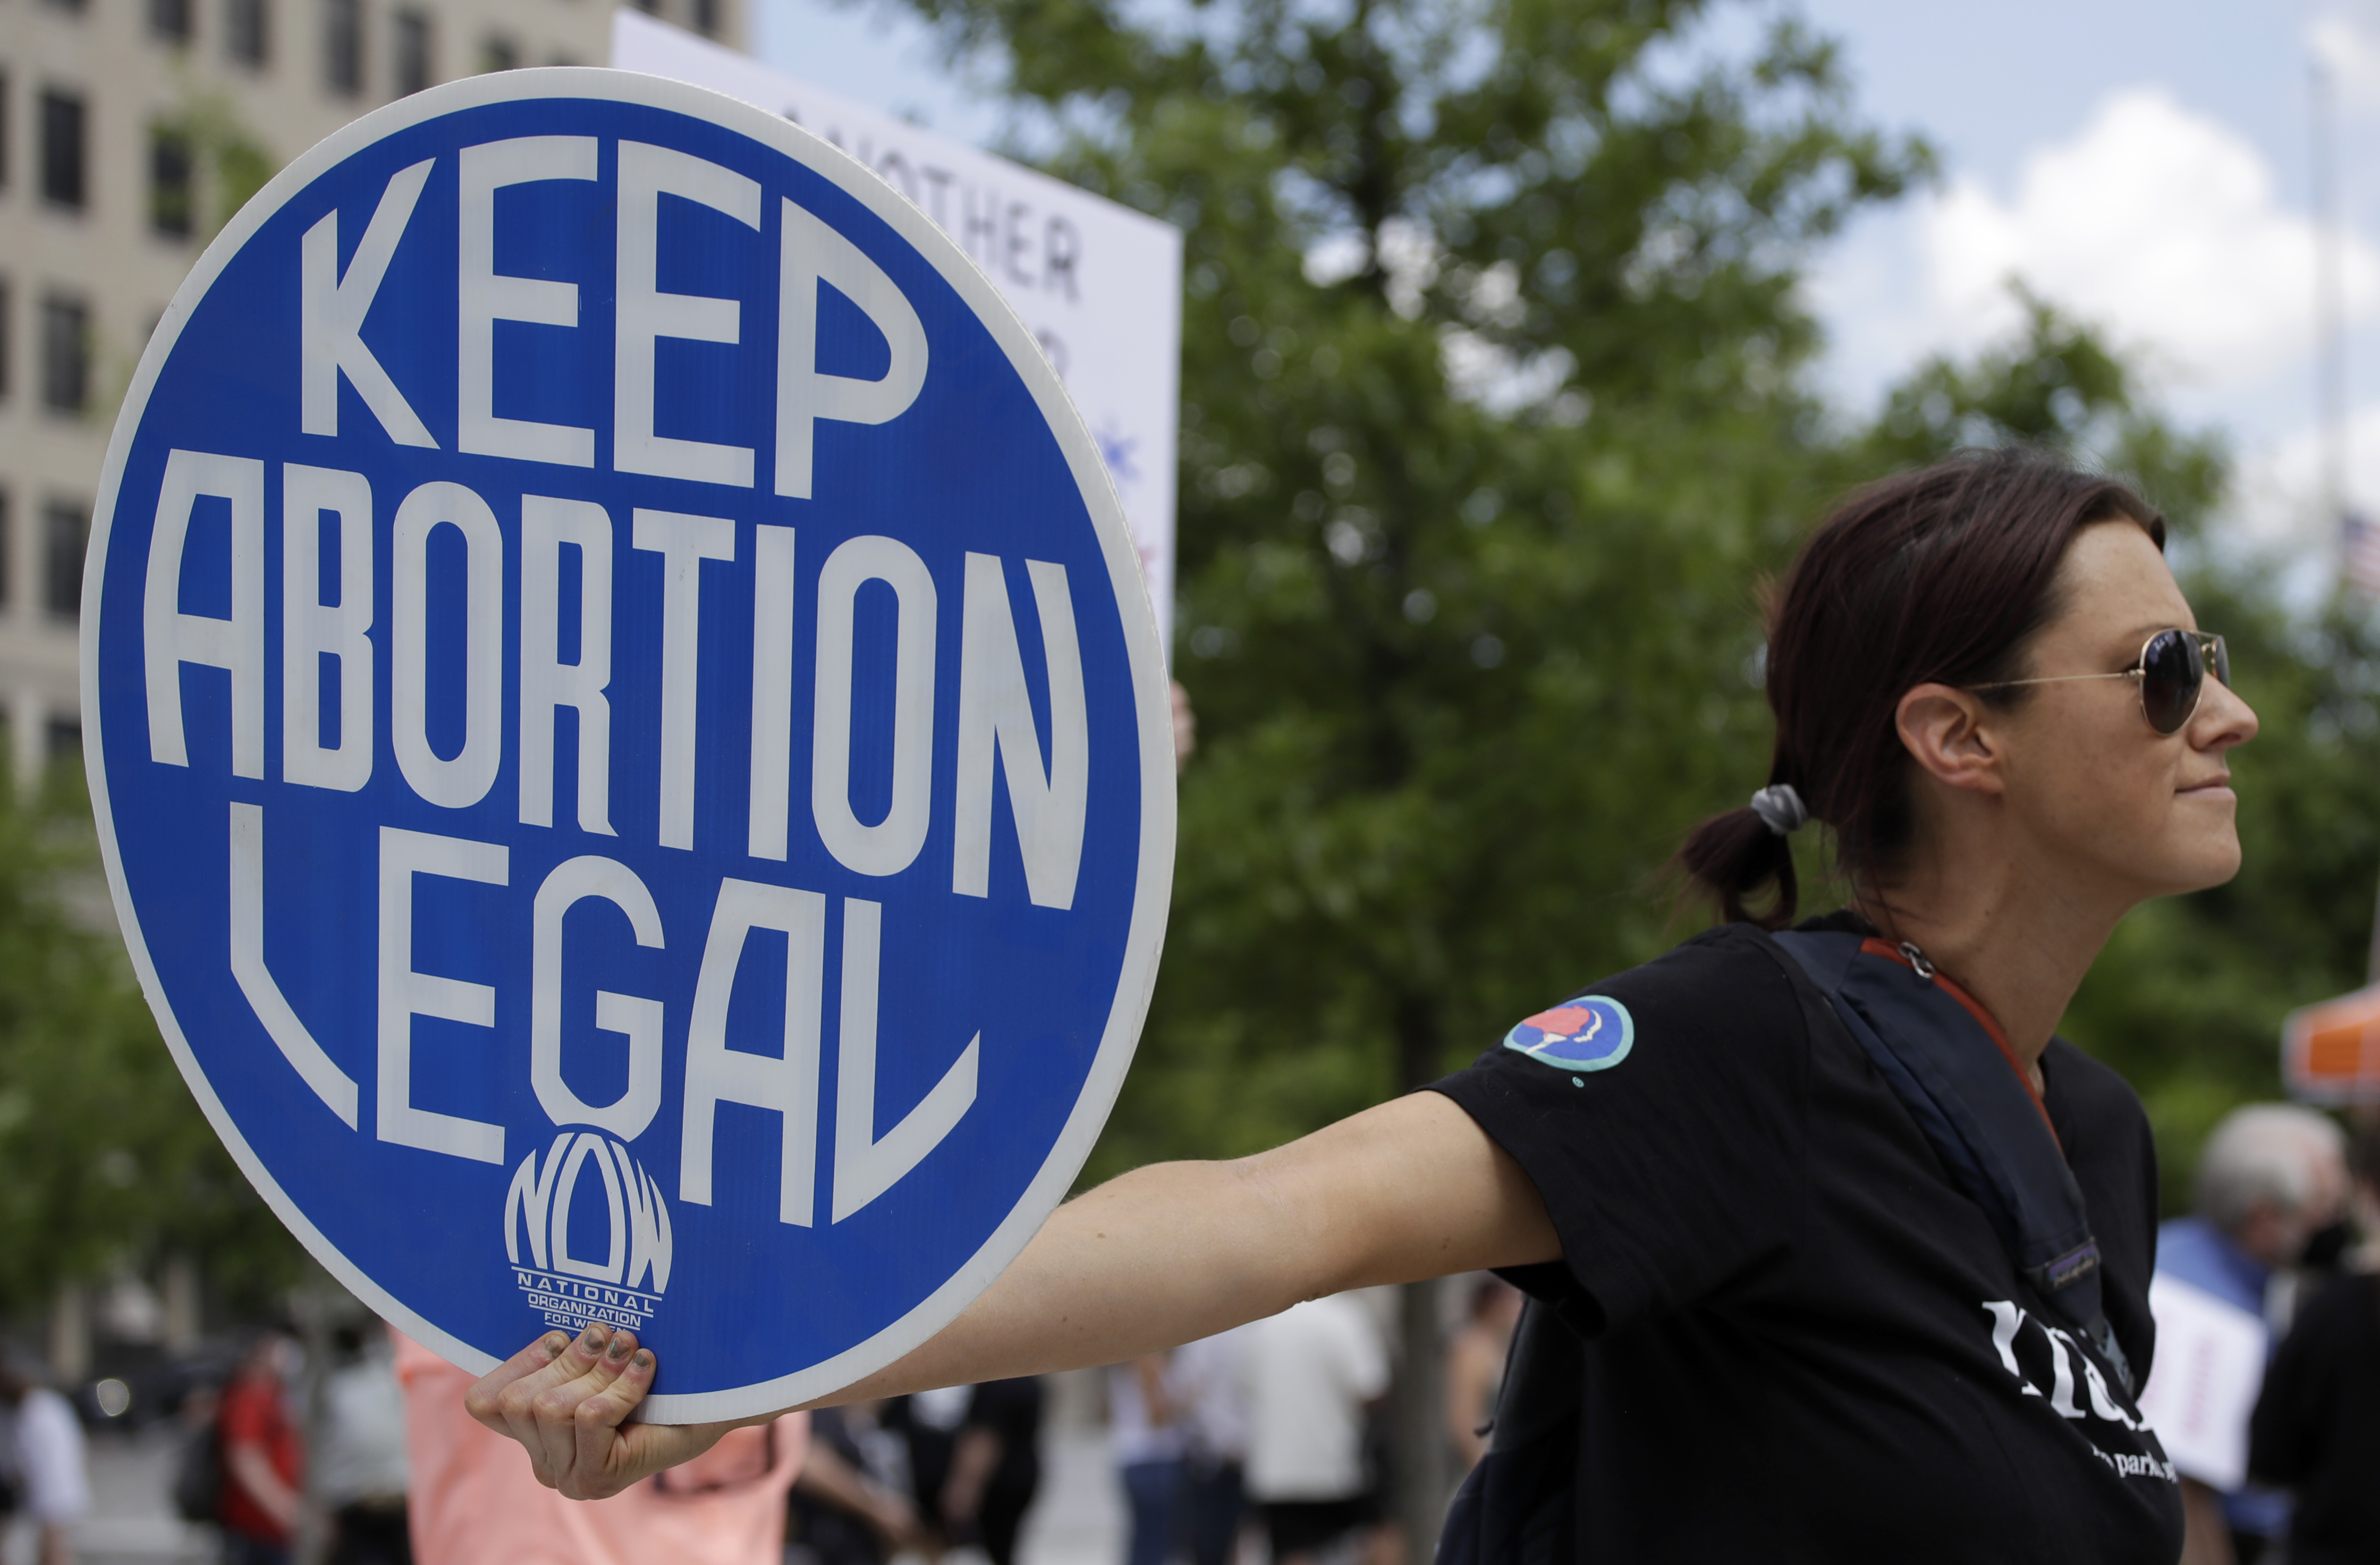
[{"xmin": 0, "ymin": 767, "xmax": 301, "ymax": 1332}]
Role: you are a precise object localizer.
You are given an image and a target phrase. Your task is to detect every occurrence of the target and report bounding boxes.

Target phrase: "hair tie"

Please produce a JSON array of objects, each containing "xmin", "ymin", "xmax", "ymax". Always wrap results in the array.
[{"xmin": 1748, "ymin": 784, "xmax": 1807, "ymax": 837}]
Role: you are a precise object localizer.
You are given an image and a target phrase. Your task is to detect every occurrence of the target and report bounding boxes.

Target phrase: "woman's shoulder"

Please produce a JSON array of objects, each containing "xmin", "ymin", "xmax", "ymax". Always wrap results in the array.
[{"xmin": 1578, "ymin": 920, "xmax": 1807, "ymax": 1007}]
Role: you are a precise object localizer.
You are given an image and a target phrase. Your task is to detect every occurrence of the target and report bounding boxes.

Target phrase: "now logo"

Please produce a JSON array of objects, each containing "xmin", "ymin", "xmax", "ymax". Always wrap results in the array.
[
  {"xmin": 506, "ymin": 1129, "xmax": 674, "ymax": 1291},
  {"xmin": 505, "ymin": 1131, "xmax": 673, "ymax": 1338}
]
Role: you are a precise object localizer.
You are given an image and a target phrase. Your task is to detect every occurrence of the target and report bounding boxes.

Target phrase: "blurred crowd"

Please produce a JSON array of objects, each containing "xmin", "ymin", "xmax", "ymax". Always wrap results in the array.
[
  {"xmin": 0, "ymin": 1266, "xmax": 1522, "ymax": 1565},
  {"xmin": 2140, "ymin": 1107, "xmax": 2380, "ymax": 1565}
]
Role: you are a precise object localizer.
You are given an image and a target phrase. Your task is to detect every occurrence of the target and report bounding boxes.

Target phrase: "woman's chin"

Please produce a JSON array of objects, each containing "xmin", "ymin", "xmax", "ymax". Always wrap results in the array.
[{"xmin": 2153, "ymin": 837, "xmax": 2243, "ymax": 897}]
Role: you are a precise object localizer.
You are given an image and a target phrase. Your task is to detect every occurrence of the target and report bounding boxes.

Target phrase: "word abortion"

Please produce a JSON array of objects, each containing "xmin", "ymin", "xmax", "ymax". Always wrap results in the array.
[{"xmin": 147, "ymin": 454, "xmax": 1088, "ymax": 891}]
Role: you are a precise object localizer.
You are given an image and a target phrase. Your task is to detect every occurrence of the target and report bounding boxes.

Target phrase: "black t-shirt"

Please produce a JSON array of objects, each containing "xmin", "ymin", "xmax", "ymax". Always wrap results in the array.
[
  {"xmin": 1431, "ymin": 917, "xmax": 2184, "ymax": 1564},
  {"xmin": 2248, "ymin": 1272, "xmax": 2380, "ymax": 1565}
]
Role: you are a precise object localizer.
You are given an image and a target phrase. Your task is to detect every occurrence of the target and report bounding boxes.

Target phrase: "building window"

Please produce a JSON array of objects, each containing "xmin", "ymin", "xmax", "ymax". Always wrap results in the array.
[
  {"xmin": 227, "ymin": 0, "xmax": 271, "ymax": 66},
  {"xmin": 324, "ymin": 0, "xmax": 364, "ymax": 95},
  {"xmin": 150, "ymin": 0, "xmax": 193, "ymax": 44},
  {"xmin": 693, "ymin": 0, "xmax": 719, "ymax": 36},
  {"xmin": 40, "ymin": 91, "xmax": 87, "ymax": 210},
  {"xmin": 479, "ymin": 34, "xmax": 518, "ymax": 73},
  {"xmin": 0, "ymin": 277, "xmax": 12, "ymax": 402},
  {"xmin": 392, "ymin": 10, "xmax": 433, "ymax": 96},
  {"xmin": 150, "ymin": 126, "xmax": 196, "ymax": 237},
  {"xmin": 44, "ymin": 502, "xmax": 86, "ymax": 619},
  {"xmin": 40, "ymin": 297, "xmax": 87, "ymax": 414},
  {"xmin": 1, "ymin": 72, "xmax": 13, "ymax": 191}
]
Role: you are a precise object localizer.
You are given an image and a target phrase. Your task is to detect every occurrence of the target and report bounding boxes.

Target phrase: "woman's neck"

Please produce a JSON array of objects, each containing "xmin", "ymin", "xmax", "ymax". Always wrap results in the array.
[{"xmin": 1854, "ymin": 866, "xmax": 2123, "ymax": 1092}]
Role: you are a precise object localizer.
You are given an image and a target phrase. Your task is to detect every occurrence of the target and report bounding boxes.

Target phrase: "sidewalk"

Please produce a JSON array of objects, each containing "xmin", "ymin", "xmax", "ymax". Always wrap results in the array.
[{"xmin": 72, "ymin": 1428, "xmax": 211, "ymax": 1565}]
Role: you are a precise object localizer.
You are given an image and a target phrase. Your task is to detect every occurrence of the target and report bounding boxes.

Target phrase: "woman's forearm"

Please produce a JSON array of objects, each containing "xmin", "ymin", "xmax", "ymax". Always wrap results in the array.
[
  {"xmin": 804, "ymin": 1089, "xmax": 1556, "ymax": 1406},
  {"xmin": 467, "ymin": 1089, "xmax": 1556, "ymax": 1497}
]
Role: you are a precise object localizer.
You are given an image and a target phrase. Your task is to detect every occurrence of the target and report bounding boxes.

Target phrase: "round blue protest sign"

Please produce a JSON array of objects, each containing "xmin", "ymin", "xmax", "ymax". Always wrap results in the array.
[{"xmin": 82, "ymin": 69, "xmax": 1173, "ymax": 1420}]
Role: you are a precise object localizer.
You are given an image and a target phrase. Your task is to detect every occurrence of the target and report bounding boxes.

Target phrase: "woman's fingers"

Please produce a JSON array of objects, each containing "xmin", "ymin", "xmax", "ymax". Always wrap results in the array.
[
  {"xmin": 465, "ymin": 1326, "xmax": 736, "ymax": 1500},
  {"xmin": 466, "ymin": 1329, "xmax": 581, "ymax": 1485},
  {"xmin": 464, "ymin": 1325, "xmax": 632, "ymax": 1491},
  {"xmin": 529, "ymin": 1326, "xmax": 641, "ymax": 1490},
  {"xmin": 573, "ymin": 1346, "xmax": 662, "ymax": 1488},
  {"xmin": 464, "ymin": 1331, "xmax": 571, "ymax": 1431}
]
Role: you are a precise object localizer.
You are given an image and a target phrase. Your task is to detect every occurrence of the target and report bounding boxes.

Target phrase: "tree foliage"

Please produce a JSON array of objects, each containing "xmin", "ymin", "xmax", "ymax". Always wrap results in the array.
[{"xmin": 0, "ymin": 768, "xmax": 300, "ymax": 1319}]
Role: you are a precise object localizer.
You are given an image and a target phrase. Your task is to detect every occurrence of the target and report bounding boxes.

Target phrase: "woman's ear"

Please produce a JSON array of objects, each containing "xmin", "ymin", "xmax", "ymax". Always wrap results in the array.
[{"xmin": 1896, "ymin": 682, "xmax": 2006, "ymax": 796}]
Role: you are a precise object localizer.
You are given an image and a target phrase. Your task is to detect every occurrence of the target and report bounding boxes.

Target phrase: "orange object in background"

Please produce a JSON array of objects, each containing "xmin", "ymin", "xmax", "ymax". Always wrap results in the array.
[{"xmin": 2282, "ymin": 985, "xmax": 2380, "ymax": 1103}]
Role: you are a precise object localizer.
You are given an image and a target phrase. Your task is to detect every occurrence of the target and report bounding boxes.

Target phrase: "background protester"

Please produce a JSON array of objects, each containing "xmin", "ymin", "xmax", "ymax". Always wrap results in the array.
[
  {"xmin": 1443, "ymin": 1279, "xmax": 1521, "ymax": 1472},
  {"xmin": 883, "ymin": 1386, "xmax": 970, "ymax": 1555},
  {"xmin": 1241, "ymin": 1294, "xmax": 1388, "ymax": 1565},
  {"xmin": 787, "ymin": 1406, "xmax": 919, "ymax": 1565},
  {"xmin": 1173, "ymin": 1326, "xmax": 1253, "ymax": 1565},
  {"xmin": 2248, "ymin": 1124, "xmax": 2380, "ymax": 1565},
  {"xmin": 935, "ymin": 1379, "xmax": 1043, "ymax": 1565},
  {"xmin": 2142, "ymin": 1104, "xmax": 2348, "ymax": 1564},
  {"xmin": 880, "ymin": 1381, "xmax": 1045, "ymax": 1565},
  {"xmin": 1108, "ymin": 1354, "xmax": 1185, "ymax": 1565},
  {"xmin": 316, "ymin": 1324, "xmax": 412, "ymax": 1565},
  {"xmin": 880, "ymin": 1381, "xmax": 1041, "ymax": 1561},
  {"xmin": 396, "ymin": 1333, "xmax": 806, "ymax": 1565},
  {"xmin": 218, "ymin": 1332, "xmax": 303, "ymax": 1565},
  {"xmin": 0, "ymin": 1360, "xmax": 86, "ymax": 1565}
]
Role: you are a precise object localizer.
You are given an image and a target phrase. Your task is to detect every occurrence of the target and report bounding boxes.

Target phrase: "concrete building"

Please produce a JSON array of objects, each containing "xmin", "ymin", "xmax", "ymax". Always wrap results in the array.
[{"xmin": 0, "ymin": 0, "xmax": 744, "ymax": 788}]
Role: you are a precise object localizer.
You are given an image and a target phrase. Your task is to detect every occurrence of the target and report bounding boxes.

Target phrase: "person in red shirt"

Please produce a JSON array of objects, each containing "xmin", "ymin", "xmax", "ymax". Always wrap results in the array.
[{"xmin": 217, "ymin": 1332, "xmax": 304, "ymax": 1565}]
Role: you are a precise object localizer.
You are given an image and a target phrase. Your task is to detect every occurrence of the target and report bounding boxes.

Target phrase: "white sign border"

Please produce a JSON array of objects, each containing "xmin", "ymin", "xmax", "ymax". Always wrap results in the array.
[{"xmin": 80, "ymin": 65, "xmax": 1176, "ymax": 1424}]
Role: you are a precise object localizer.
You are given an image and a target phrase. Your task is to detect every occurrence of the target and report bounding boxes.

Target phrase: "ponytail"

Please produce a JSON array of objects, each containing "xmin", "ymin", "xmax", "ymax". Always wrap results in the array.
[{"xmin": 1679, "ymin": 786, "xmax": 1802, "ymax": 929}]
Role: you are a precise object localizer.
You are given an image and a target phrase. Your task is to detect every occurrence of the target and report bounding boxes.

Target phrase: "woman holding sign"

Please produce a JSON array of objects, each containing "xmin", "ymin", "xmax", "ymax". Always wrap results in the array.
[{"xmin": 469, "ymin": 447, "xmax": 2248, "ymax": 1564}]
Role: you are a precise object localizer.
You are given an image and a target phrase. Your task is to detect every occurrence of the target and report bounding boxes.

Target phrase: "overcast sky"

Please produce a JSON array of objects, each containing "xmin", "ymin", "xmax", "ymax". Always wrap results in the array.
[{"xmin": 753, "ymin": 0, "xmax": 2380, "ymax": 559}]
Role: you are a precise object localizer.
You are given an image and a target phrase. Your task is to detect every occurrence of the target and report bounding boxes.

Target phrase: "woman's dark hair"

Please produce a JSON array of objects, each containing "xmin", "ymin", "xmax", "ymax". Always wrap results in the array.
[{"xmin": 1680, "ymin": 446, "xmax": 2165, "ymax": 928}]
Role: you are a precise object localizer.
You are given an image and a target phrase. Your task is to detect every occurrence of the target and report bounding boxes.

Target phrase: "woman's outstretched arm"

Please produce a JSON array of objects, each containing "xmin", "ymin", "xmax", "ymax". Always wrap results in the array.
[{"xmin": 467, "ymin": 1088, "xmax": 1559, "ymax": 1498}]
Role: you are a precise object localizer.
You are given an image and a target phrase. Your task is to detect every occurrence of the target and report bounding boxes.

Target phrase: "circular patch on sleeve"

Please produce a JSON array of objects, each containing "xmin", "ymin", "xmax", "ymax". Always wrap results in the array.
[{"xmin": 1502, "ymin": 996, "xmax": 1634, "ymax": 1073}]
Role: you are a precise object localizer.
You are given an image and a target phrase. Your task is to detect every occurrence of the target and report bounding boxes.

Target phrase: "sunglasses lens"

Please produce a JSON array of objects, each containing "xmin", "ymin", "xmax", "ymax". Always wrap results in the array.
[
  {"xmin": 2208, "ymin": 635, "xmax": 2230, "ymax": 688},
  {"xmin": 2139, "ymin": 630, "xmax": 2203, "ymax": 734}
]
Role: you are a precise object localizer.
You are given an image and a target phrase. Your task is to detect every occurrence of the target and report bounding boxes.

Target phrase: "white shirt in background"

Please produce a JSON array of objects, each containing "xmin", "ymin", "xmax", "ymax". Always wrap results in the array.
[
  {"xmin": 1241, "ymin": 1295, "xmax": 1387, "ymax": 1503},
  {"xmin": 1172, "ymin": 1325, "xmax": 1253, "ymax": 1468},
  {"xmin": 10, "ymin": 1388, "xmax": 89, "ymax": 1525},
  {"xmin": 1107, "ymin": 1359, "xmax": 1185, "ymax": 1467},
  {"xmin": 316, "ymin": 1353, "xmax": 412, "ymax": 1506}
]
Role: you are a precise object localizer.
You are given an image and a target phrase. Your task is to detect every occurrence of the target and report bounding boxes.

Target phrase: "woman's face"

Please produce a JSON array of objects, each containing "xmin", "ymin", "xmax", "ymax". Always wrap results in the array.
[{"xmin": 1989, "ymin": 520, "xmax": 2258, "ymax": 902}]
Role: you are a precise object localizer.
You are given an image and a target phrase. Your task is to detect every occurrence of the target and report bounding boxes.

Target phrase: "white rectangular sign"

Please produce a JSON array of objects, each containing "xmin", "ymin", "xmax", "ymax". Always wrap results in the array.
[
  {"xmin": 612, "ymin": 10, "xmax": 1182, "ymax": 652},
  {"xmin": 2134, "ymin": 1272, "xmax": 2269, "ymax": 1492}
]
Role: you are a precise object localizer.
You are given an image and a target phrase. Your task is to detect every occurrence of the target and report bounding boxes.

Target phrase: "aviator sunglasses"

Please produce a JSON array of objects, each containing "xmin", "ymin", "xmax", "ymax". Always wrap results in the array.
[{"xmin": 1968, "ymin": 628, "xmax": 2230, "ymax": 736}]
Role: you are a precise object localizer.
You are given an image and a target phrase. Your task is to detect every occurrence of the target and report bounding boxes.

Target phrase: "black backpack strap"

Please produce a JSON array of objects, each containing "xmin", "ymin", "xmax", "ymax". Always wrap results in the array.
[
  {"xmin": 1772, "ymin": 930, "xmax": 2131, "ymax": 1393},
  {"xmin": 1436, "ymin": 1297, "xmax": 1582, "ymax": 1565}
]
